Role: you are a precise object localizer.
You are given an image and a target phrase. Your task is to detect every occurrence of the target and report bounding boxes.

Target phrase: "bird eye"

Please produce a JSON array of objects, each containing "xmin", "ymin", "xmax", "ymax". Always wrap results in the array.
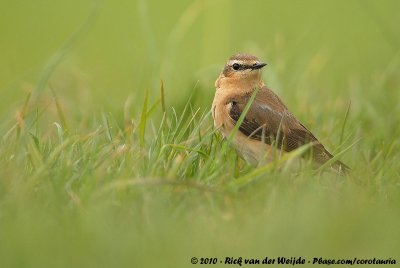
[{"xmin": 232, "ymin": 63, "xmax": 240, "ymax": 70}]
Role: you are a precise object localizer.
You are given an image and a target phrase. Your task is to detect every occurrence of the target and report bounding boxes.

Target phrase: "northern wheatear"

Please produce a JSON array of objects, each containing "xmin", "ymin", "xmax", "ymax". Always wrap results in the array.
[{"xmin": 212, "ymin": 54, "xmax": 349, "ymax": 173}]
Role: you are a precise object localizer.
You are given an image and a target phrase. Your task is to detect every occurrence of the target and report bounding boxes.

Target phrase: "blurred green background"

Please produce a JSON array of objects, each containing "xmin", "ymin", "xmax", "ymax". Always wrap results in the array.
[
  {"xmin": 1, "ymin": 0, "xmax": 399, "ymax": 114},
  {"xmin": 1, "ymin": 0, "xmax": 400, "ymax": 267}
]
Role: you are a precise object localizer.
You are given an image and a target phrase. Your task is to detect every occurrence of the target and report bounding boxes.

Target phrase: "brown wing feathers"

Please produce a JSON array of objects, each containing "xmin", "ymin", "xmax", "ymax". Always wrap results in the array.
[
  {"xmin": 228, "ymin": 87, "xmax": 349, "ymax": 171},
  {"xmin": 229, "ymin": 98, "xmax": 317, "ymax": 152},
  {"xmin": 228, "ymin": 88, "xmax": 315, "ymax": 151}
]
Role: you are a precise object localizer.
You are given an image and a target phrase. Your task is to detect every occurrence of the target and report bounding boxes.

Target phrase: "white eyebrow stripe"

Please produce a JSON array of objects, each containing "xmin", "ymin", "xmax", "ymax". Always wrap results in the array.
[
  {"xmin": 227, "ymin": 59, "xmax": 259, "ymax": 66},
  {"xmin": 228, "ymin": 59, "xmax": 245, "ymax": 65}
]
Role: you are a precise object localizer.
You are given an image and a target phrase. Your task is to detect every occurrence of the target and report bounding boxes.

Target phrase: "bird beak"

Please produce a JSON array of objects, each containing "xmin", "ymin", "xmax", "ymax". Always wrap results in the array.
[{"xmin": 251, "ymin": 62, "xmax": 267, "ymax": 70}]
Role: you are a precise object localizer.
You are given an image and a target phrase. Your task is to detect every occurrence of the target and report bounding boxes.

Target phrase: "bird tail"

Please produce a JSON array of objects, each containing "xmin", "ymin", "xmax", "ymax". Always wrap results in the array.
[
  {"xmin": 331, "ymin": 160, "xmax": 351, "ymax": 175},
  {"xmin": 312, "ymin": 144, "xmax": 350, "ymax": 175}
]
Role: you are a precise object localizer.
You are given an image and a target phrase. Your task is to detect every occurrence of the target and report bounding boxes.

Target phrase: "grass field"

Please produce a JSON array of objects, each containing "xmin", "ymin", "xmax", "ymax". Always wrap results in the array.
[{"xmin": 1, "ymin": 0, "xmax": 400, "ymax": 267}]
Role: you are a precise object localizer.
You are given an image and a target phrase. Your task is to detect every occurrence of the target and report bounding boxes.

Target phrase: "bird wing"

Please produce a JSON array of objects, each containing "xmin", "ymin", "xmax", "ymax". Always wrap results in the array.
[{"xmin": 228, "ymin": 86, "xmax": 329, "ymax": 158}]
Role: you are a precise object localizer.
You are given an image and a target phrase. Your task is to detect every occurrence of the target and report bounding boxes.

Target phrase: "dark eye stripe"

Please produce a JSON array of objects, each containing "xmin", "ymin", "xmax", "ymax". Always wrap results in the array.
[
  {"xmin": 232, "ymin": 63, "xmax": 240, "ymax": 70},
  {"xmin": 231, "ymin": 63, "xmax": 258, "ymax": 71}
]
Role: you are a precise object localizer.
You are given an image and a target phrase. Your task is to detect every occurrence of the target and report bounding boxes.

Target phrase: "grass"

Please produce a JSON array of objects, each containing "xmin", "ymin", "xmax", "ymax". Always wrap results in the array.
[{"xmin": 1, "ymin": 1, "xmax": 400, "ymax": 267}]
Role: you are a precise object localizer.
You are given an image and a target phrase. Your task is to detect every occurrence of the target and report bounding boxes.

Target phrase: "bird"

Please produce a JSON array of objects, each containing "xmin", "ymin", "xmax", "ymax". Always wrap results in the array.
[{"xmin": 212, "ymin": 53, "xmax": 349, "ymax": 173}]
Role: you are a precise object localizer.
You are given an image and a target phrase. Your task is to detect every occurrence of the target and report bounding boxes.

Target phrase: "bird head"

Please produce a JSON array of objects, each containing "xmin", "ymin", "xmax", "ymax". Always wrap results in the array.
[
  {"xmin": 221, "ymin": 54, "xmax": 266, "ymax": 79},
  {"xmin": 216, "ymin": 54, "xmax": 267, "ymax": 90}
]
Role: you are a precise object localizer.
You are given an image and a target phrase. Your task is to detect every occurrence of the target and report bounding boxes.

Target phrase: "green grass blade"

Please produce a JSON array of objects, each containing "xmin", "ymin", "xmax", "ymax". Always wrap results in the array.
[{"xmin": 139, "ymin": 90, "xmax": 149, "ymax": 147}]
